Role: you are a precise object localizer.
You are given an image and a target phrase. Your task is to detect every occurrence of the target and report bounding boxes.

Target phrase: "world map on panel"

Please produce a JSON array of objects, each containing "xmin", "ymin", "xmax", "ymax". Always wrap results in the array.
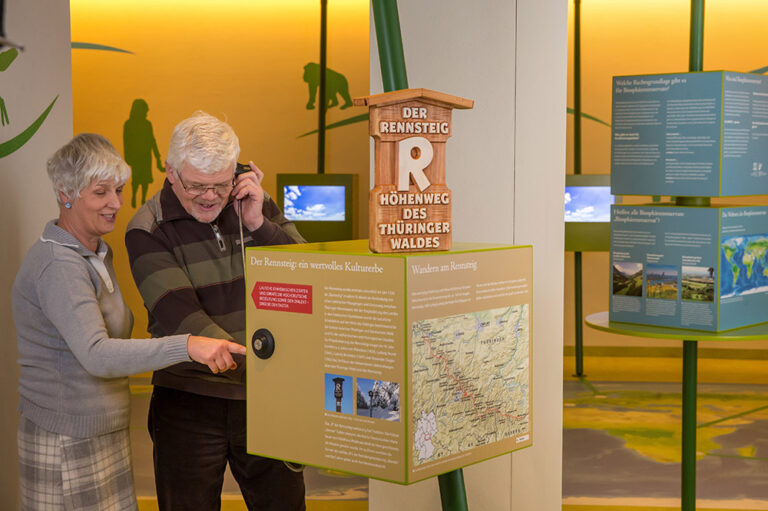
[
  {"xmin": 411, "ymin": 305, "xmax": 530, "ymax": 466},
  {"xmin": 721, "ymin": 234, "xmax": 768, "ymax": 298}
]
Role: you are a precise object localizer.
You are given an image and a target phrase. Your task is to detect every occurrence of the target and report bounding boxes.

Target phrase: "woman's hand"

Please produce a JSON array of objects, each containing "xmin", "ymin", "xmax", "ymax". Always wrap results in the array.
[{"xmin": 187, "ymin": 336, "xmax": 247, "ymax": 374}]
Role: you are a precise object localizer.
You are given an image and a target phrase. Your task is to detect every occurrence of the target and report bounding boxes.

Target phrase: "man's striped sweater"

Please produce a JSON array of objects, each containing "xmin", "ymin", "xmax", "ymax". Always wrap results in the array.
[{"xmin": 125, "ymin": 179, "xmax": 304, "ymax": 399}]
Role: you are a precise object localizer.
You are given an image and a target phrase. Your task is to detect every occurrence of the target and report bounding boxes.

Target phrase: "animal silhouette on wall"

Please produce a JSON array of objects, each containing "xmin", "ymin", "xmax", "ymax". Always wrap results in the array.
[
  {"xmin": 303, "ymin": 62, "xmax": 353, "ymax": 110},
  {"xmin": 123, "ymin": 99, "xmax": 164, "ymax": 207}
]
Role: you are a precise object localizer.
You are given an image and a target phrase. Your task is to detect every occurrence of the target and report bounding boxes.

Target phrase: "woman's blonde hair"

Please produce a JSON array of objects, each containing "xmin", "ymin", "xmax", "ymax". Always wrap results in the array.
[{"xmin": 47, "ymin": 133, "xmax": 130, "ymax": 203}]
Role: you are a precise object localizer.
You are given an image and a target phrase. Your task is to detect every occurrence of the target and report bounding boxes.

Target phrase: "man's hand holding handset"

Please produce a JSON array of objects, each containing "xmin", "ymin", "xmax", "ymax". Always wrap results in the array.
[{"xmin": 233, "ymin": 161, "xmax": 265, "ymax": 231}]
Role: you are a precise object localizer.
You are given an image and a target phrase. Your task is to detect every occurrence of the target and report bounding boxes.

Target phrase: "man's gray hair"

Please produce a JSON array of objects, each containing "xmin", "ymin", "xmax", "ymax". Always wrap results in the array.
[
  {"xmin": 166, "ymin": 111, "xmax": 240, "ymax": 175},
  {"xmin": 47, "ymin": 133, "xmax": 130, "ymax": 203}
]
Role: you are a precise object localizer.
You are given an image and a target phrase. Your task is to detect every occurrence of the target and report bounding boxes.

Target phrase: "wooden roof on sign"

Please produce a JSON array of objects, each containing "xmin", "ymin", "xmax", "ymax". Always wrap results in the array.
[{"xmin": 352, "ymin": 88, "xmax": 474, "ymax": 109}]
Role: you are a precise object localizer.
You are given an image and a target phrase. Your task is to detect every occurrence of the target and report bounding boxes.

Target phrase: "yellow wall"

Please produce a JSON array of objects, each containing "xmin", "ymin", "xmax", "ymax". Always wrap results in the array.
[
  {"xmin": 71, "ymin": 0, "xmax": 369, "ymax": 337},
  {"xmin": 565, "ymin": 0, "xmax": 768, "ymax": 349}
]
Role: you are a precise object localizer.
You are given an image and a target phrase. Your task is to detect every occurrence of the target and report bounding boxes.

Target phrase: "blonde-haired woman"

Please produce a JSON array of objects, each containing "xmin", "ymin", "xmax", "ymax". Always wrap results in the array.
[{"xmin": 13, "ymin": 133, "xmax": 245, "ymax": 510}]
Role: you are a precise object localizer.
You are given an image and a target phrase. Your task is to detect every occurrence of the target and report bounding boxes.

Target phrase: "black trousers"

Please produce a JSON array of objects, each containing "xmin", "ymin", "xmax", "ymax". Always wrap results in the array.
[{"xmin": 148, "ymin": 386, "xmax": 305, "ymax": 511}]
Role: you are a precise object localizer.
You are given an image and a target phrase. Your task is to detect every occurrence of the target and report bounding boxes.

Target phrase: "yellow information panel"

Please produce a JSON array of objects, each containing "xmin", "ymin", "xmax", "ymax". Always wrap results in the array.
[{"xmin": 245, "ymin": 240, "xmax": 532, "ymax": 484}]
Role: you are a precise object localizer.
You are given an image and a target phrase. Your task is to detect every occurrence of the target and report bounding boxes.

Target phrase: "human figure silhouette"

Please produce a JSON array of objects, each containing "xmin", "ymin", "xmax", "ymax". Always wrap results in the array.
[{"xmin": 123, "ymin": 99, "xmax": 163, "ymax": 207}]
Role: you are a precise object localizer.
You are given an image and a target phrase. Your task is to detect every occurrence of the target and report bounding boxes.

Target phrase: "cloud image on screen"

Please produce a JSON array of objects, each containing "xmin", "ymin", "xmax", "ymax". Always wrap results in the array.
[
  {"xmin": 283, "ymin": 185, "xmax": 345, "ymax": 221},
  {"xmin": 565, "ymin": 186, "xmax": 614, "ymax": 222}
]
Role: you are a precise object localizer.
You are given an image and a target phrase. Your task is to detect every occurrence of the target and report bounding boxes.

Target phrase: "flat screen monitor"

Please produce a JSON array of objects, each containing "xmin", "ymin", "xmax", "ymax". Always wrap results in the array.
[
  {"xmin": 565, "ymin": 174, "xmax": 614, "ymax": 252},
  {"xmin": 565, "ymin": 185, "xmax": 614, "ymax": 223},
  {"xmin": 276, "ymin": 173, "xmax": 356, "ymax": 243},
  {"xmin": 283, "ymin": 185, "xmax": 346, "ymax": 222}
]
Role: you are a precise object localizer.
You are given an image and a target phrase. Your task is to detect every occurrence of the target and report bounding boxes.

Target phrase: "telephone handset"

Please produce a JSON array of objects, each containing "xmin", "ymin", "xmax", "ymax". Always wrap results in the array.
[{"xmin": 234, "ymin": 163, "xmax": 252, "ymax": 269}]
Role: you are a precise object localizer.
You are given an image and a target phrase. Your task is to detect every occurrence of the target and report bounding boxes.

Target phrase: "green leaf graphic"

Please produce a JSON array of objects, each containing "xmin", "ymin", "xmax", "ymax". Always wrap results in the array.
[
  {"xmin": 0, "ymin": 48, "xmax": 19, "ymax": 71},
  {"xmin": 0, "ymin": 96, "xmax": 58, "ymax": 158},
  {"xmin": 71, "ymin": 42, "xmax": 134, "ymax": 54},
  {"xmin": 567, "ymin": 107, "xmax": 611, "ymax": 127},
  {"xmin": 298, "ymin": 113, "xmax": 369, "ymax": 138}
]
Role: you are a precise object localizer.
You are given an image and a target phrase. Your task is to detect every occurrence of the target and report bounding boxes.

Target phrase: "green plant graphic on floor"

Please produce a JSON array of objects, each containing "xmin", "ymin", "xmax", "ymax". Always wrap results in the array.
[
  {"xmin": 303, "ymin": 62, "xmax": 353, "ymax": 110},
  {"xmin": 123, "ymin": 99, "xmax": 164, "ymax": 208},
  {"xmin": 0, "ymin": 47, "xmax": 58, "ymax": 159}
]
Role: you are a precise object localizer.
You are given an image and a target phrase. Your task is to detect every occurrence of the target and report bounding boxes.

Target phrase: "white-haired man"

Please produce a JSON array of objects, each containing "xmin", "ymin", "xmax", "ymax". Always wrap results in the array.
[{"xmin": 126, "ymin": 112, "xmax": 306, "ymax": 510}]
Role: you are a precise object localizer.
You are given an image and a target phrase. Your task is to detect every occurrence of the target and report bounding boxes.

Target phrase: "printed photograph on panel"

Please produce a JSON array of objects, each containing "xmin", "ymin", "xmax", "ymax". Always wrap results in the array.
[
  {"xmin": 613, "ymin": 262, "xmax": 643, "ymax": 296},
  {"xmin": 356, "ymin": 379, "xmax": 400, "ymax": 421},
  {"xmin": 681, "ymin": 266, "xmax": 715, "ymax": 302},
  {"xmin": 325, "ymin": 373, "xmax": 354, "ymax": 415},
  {"xmin": 646, "ymin": 264, "xmax": 678, "ymax": 300}
]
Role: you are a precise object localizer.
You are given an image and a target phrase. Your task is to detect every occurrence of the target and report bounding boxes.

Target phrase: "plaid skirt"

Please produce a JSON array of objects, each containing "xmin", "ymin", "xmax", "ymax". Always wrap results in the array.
[{"xmin": 18, "ymin": 416, "xmax": 138, "ymax": 511}]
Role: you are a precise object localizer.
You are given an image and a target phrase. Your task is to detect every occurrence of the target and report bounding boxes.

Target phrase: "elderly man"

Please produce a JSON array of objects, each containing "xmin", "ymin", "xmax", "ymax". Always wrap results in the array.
[{"xmin": 126, "ymin": 112, "xmax": 306, "ymax": 510}]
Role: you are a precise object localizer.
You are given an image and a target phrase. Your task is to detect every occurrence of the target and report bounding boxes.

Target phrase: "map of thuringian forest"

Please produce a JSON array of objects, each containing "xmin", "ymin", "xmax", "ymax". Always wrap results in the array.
[{"xmin": 411, "ymin": 305, "xmax": 530, "ymax": 466}]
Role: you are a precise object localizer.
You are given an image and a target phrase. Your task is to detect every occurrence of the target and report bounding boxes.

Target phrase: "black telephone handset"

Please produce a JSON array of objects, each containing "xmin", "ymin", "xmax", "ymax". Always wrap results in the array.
[
  {"xmin": 235, "ymin": 162, "xmax": 251, "ymax": 177},
  {"xmin": 234, "ymin": 162, "xmax": 252, "ymax": 268}
]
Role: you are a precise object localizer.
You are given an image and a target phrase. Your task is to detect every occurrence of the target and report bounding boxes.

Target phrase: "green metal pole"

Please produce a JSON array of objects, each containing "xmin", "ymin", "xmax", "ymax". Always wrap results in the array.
[
  {"xmin": 676, "ymin": 196, "xmax": 710, "ymax": 207},
  {"xmin": 371, "ymin": 3, "xmax": 466, "ymax": 509},
  {"xmin": 574, "ymin": 0, "xmax": 582, "ymax": 176},
  {"xmin": 438, "ymin": 469, "xmax": 469, "ymax": 511},
  {"xmin": 682, "ymin": 340, "xmax": 698, "ymax": 511},
  {"xmin": 573, "ymin": 0, "xmax": 585, "ymax": 377},
  {"xmin": 317, "ymin": 0, "xmax": 328, "ymax": 174},
  {"xmin": 574, "ymin": 251, "xmax": 584, "ymax": 376},
  {"xmin": 681, "ymin": 4, "xmax": 704, "ymax": 510},
  {"xmin": 371, "ymin": 0, "xmax": 408, "ymax": 91},
  {"xmin": 689, "ymin": 0, "xmax": 704, "ymax": 73}
]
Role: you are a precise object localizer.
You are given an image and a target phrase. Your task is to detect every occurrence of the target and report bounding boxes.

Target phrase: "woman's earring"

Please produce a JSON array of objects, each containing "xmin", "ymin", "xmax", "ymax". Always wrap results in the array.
[{"xmin": 65, "ymin": 202, "xmax": 72, "ymax": 209}]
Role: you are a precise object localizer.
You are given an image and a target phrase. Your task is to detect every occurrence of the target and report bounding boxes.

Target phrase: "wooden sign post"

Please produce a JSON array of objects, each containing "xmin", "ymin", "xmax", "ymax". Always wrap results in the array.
[{"xmin": 354, "ymin": 89, "xmax": 473, "ymax": 253}]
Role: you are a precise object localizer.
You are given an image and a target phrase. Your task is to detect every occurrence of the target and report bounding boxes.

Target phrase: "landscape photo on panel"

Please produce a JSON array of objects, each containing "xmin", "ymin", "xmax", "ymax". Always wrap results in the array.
[
  {"xmin": 355, "ymin": 379, "xmax": 400, "ymax": 421},
  {"xmin": 613, "ymin": 262, "xmax": 643, "ymax": 296},
  {"xmin": 411, "ymin": 304, "xmax": 530, "ymax": 466},
  {"xmin": 721, "ymin": 234, "xmax": 768, "ymax": 299},
  {"xmin": 283, "ymin": 185, "xmax": 346, "ymax": 221},
  {"xmin": 645, "ymin": 264, "xmax": 678, "ymax": 300},
  {"xmin": 681, "ymin": 265, "xmax": 715, "ymax": 302}
]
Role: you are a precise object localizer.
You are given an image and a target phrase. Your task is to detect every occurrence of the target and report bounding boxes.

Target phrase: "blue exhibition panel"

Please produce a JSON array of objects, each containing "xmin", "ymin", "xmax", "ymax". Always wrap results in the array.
[
  {"xmin": 609, "ymin": 204, "xmax": 768, "ymax": 331},
  {"xmin": 611, "ymin": 71, "xmax": 768, "ymax": 197}
]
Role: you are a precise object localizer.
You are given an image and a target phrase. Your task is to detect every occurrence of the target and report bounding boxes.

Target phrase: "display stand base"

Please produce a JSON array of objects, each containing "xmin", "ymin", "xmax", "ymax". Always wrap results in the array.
[{"xmin": 585, "ymin": 312, "xmax": 768, "ymax": 511}]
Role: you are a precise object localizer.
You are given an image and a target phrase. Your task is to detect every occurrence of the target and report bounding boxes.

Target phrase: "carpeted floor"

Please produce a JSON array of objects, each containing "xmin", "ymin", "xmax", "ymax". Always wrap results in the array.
[
  {"xmin": 129, "ymin": 350, "xmax": 768, "ymax": 511},
  {"xmin": 563, "ymin": 349, "xmax": 768, "ymax": 511},
  {"xmin": 129, "ymin": 376, "xmax": 368, "ymax": 510}
]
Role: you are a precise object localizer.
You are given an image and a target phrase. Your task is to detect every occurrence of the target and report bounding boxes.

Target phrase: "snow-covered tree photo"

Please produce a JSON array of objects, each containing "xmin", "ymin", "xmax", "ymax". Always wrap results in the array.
[{"xmin": 356, "ymin": 379, "xmax": 400, "ymax": 421}]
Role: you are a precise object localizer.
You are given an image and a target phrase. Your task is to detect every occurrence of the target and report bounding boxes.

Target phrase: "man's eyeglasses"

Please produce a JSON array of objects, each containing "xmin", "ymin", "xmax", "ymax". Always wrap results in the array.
[{"xmin": 176, "ymin": 171, "xmax": 234, "ymax": 197}]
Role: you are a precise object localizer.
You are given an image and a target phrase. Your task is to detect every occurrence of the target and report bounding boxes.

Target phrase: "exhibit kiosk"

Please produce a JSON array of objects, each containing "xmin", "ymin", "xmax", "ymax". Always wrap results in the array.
[
  {"xmin": 608, "ymin": 72, "xmax": 768, "ymax": 331},
  {"xmin": 588, "ymin": 3, "xmax": 768, "ymax": 509},
  {"xmin": 244, "ymin": 89, "xmax": 532, "ymax": 493}
]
